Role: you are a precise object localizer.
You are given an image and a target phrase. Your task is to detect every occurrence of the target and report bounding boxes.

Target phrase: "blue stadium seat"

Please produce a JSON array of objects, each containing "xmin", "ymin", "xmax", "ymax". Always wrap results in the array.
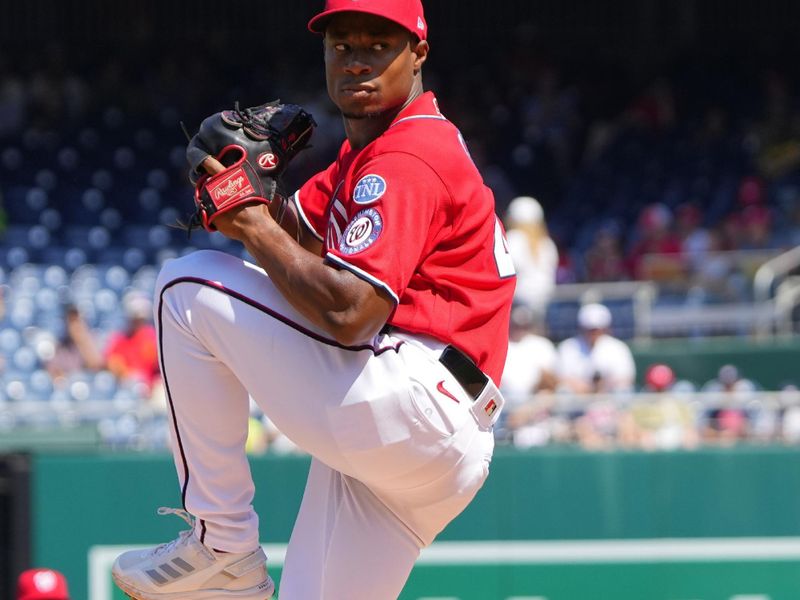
[
  {"xmin": 42, "ymin": 265, "xmax": 69, "ymax": 288},
  {"xmin": 34, "ymin": 168, "xmax": 58, "ymax": 192},
  {"xmin": 63, "ymin": 248, "xmax": 89, "ymax": 271},
  {"xmin": 87, "ymin": 226, "xmax": 112, "ymax": 251},
  {"xmin": 90, "ymin": 169, "xmax": 115, "ymax": 192},
  {"xmin": 113, "ymin": 146, "xmax": 137, "ymax": 171},
  {"xmin": 0, "ymin": 328, "xmax": 22, "ymax": 354},
  {"xmin": 38, "ymin": 246, "xmax": 71, "ymax": 270},
  {"xmin": 94, "ymin": 288, "xmax": 120, "ymax": 316},
  {"xmin": 93, "ymin": 370, "xmax": 118, "ymax": 399},
  {"xmin": 2, "ymin": 225, "xmax": 32, "ymax": 248},
  {"xmin": 4, "ymin": 376, "xmax": 27, "ymax": 402},
  {"xmin": 34, "ymin": 287, "xmax": 61, "ymax": 312},
  {"xmin": 3, "ymin": 247, "xmax": 32, "ymax": 269},
  {"xmin": 67, "ymin": 373, "xmax": 93, "ymax": 403},
  {"xmin": 102, "ymin": 264, "xmax": 130, "ymax": 292},
  {"xmin": 28, "ymin": 225, "xmax": 51, "ymax": 250},
  {"xmin": 8, "ymin": 299, "xmax": 35, "ymax": 329},
  {"xmin": 122, "ymin": 248, "xmax": 147, "ymax": 271},
  {"xmin": 12, "ymin": 346, "xmax": 40, "ymax": 373},
  {"xmin": 56, "ymin": 146, "xmax": 80, "ymax": 173},
  {"xmin": 146, "ymin": 168, "xmax": 170, "ymax": 191},
  {"xmin": 99, "ymin": 207, "xmax": 123, "ymax": 231},
  {"xmin": 39, "ymin": 207, "xmax": 63, "ymax": 232},
  {"xmin": 59, "ymin": 226, "xmax": 90, "ymax": 249},
  {"xmin": 28, "ymin": 369, "xmax": 55, "ymax": 401}
]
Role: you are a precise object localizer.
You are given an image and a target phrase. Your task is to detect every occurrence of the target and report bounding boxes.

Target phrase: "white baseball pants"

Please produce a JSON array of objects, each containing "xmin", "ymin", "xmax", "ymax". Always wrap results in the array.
[{"xmin": 155, "ymin": 250, "xmax": 495, "ymax": 600}]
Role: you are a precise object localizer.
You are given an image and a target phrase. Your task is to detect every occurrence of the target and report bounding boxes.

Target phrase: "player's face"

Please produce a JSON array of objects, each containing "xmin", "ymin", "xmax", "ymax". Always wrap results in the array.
[
  {"xmin": 584, "ymin": 328, "xmax": 605, "ymax": 346},
  {"xmin": 324, "ymin": 13, "xmax": 427, "ymax": 119}
]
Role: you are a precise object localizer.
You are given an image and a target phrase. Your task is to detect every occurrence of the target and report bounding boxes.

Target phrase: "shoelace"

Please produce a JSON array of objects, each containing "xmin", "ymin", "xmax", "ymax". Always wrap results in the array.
[{"xmin": 149, "ymin": 507, "xmax": 196, "ymax": 557}]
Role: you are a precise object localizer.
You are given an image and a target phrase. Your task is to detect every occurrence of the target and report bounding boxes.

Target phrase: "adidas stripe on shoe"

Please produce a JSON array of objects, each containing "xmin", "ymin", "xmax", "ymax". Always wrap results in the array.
[{"xmin": 112, "ymin": 508, "xmax": 274, "ymax": 600}]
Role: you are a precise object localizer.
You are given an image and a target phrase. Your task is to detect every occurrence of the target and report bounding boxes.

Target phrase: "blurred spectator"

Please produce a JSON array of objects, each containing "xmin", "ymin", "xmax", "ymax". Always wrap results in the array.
[
  {"xmin": 46, "ymin": 304, "xmax": 104, "ymax": 388},
  {"xmin": 499, "ymin": 304, "xmax": 559, "ymax": 447},
  {"xmin": 771, "ymin": 185, "xmax": 800, "ymax": 248},
  {"xmin": 628, "ymin": 203, "xmax": 684, "ymax": 281},
  {"xmin": 17, "ymin": 568, "xmax": 70, "ymax": 600},
  {"xmin": 738, "ymin": 204, "xmax": 774, "ymax": 251},
  {"xmin": 556, "ymin": 303, "xmax": 636, "ymax": 394},
  {"xmin": 618, "ymin": 363, "xmax": 700, "ymax": 451},
  {"xmin": 626, "ymin": 77, "xmax": 676, "ymax": 132},
  {"xmin": 701, "ymin": 364, "xmax": 758, "ymax": 394},
  {"xmin": 104, "ymin": 291, "xmax": 159, "ymax": 392},
  {"xmin": 261, "ymin": 414, "xmax": 301, "ymax": 454},
  {"xmin": 246, "ymin": 415, "xmax": 269, "ymax": 455},
  {"xmin": 557, "ymin": 303, "xmax": 636, "ymax": 449},
  {"xmin": 573, "ymin": 397, "xmax": 621, "ymax": 451},
  {"xmin": 700, "ymin": 364, "xmax": 758, "ymax": 445},
  {"xmin": 582, "ymin": 223, "xmax": 629, "ymax": 282},
  {"xmin": 28, "ymin": 44, "xmax": 88, "ymax": 128},
  {"xmin": 501, "ymin": 304, "xmax": 558, "ymax": 405},
  {"xmin": 554, "ymin": 237, "xmax": 578, "ymax": 284},
  {"xmin": 689, "ymin": 227, "xmax": 743, "ymax": 301},
  {"xmin": 245, "ymin": 399, "xmax": 300, "ymax": 455},
  {"xmin": 519, "ymin": 67, "xmax": 581, "ymax": 182},
  {"xmin": 505, "ymin": 196, "xmax": 559, "ymax": 316},
  {"xmin": 752, "ymin": 72, "xmax": 800, "ymax": 180},
  {"xmin": 675, "ymin": 203, "xmax": 711, "ymax": 271}
]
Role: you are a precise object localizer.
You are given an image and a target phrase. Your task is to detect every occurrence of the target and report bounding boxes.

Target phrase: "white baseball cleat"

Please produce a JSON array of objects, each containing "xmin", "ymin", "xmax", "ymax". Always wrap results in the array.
[{"xmin": 112, "ymin": 508, "xmax": 275, "ymax": 600}]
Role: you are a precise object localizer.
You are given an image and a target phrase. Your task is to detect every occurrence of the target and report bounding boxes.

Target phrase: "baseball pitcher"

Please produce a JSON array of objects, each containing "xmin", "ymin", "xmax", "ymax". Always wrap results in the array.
[{"xmin": 112, "ymin": 1, "xmax": 516, "ymax": 598}]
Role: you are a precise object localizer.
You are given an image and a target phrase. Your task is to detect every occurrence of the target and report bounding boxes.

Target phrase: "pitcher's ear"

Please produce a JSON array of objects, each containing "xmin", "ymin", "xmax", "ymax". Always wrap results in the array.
[{"xmin": 412, "ymin": 39, "xmax": 429, "ymax": 72}]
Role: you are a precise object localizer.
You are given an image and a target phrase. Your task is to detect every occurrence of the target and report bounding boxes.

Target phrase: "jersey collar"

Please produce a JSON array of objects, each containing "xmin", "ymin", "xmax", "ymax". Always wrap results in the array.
[{"xmin": 390, "ymin": 91, "xmax": 448, "ymax": 128}]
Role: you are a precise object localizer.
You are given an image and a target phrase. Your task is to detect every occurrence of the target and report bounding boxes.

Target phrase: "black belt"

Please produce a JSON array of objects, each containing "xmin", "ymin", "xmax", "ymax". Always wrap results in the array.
[{"xmin": 439, "ymin": 345, "xmax": 489, "ymax": 401}]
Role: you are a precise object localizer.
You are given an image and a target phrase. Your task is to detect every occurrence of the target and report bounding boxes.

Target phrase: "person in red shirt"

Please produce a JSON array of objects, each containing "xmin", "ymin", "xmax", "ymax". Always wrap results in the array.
[
  {"xmin": 628, "ymin": 202, "xmax": 684, "ymax": 280},
  {"xmin": 104, "ymin": 291, "xmax": 159, "ymax": 391},
  {"xmin": 112, "ymin": 2, "xmax": 515, "ymax": 599}
]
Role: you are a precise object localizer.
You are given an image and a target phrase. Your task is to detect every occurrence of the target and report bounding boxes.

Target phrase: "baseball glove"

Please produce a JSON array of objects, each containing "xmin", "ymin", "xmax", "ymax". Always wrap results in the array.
[{"xmin": 183, "ymin": 100, "xmax": 316, "ymax": 232}]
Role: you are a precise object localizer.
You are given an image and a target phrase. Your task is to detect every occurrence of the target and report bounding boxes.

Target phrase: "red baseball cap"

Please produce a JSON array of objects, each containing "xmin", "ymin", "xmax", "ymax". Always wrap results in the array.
[
  {"xmin": 308, "ymin": 0, "xmax": 428, "ymax": 41},
  {"xmin": 645, "ymin": 363, "xmax": 675, "ymax": 392},
  {"xmin": 17, "ymin": 569, "xmax": 69, "ymax": 600}
]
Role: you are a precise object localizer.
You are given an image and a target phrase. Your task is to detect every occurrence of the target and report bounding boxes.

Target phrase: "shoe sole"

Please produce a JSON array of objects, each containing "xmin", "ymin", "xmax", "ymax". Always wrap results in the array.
[{"xmin": 113, "ymin": 573, "xmax": 275, "ymax": 600}]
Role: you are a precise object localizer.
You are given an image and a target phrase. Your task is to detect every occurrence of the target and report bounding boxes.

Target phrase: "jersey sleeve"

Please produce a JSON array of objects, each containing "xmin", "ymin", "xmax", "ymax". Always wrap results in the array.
[
  {"xmin": 325, "ymin": 153, "xmax": 444, "ymax": 304},
  {"xmin": 293, "ymin": 162, "xmax": 337, "ymax": 243}
]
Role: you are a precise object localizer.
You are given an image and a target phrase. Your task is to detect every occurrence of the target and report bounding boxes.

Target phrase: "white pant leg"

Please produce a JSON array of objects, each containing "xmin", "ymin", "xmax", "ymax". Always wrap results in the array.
[
  {"xmin": 156, "ymin": 250, "xmax": 495, "ymax": 587},
  {"xmin": 159, "ymin": 301, "xmax": 259, "ymax": 551},
  {"xmin": 156, "ymin": 250, "xmax": 378, "ymax": 551},
  {"xmin": 279, "ymin": 458, "xmax": 420, "ymax": 600}
]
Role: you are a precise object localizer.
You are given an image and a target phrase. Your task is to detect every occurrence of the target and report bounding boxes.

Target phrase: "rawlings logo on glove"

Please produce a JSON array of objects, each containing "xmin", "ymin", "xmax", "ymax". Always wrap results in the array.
[
  {"xmin": 209, "ymin": 171, "xmax": 252, "ymax": 204},
  {"xmin": 183, "ymin": 101, "xmax": 316, "ymax": 233}
]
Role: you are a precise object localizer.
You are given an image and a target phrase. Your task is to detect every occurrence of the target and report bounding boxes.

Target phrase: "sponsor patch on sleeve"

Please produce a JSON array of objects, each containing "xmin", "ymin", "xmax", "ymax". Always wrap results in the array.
[
  {"xmin": 352, "ymin": 174, "xmax": 387, "ymax": 205},
  {"xmin": 339, "ymin": 208, "xmax": 383, "ymax": 255}
]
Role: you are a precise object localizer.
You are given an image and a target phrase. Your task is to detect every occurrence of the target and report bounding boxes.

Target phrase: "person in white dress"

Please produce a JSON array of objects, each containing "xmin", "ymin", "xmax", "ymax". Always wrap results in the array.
[{"xmin": 505, "ymin": 196, "xmax": 559, "ymax": 317}]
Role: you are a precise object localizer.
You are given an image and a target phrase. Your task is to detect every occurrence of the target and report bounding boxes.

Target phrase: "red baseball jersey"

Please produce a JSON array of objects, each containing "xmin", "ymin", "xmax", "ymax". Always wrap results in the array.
[{"xmin": 293, "ymin": 92, "xmax": 516, "ymax": 383}]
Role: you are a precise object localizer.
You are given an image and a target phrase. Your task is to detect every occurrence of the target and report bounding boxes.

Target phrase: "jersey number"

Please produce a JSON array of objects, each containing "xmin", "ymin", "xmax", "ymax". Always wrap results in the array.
[{"xmin": 493, "ymin": 218, "xmax": 516, "ymax": 278}]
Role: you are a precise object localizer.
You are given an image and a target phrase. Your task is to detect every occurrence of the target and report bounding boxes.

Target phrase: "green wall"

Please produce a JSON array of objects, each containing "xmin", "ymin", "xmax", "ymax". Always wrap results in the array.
[
  {"xmin": 31, "ymin": 447, "xmax": 800, "ymax": 599},
  {"xmin": 631, "ymin": 336, "xmax": 800, "ymax": 389}
]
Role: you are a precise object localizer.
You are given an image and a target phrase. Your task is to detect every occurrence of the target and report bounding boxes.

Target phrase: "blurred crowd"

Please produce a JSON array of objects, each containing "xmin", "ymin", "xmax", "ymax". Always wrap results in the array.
[
  {"xmin": 3, "ymin": 39, "xmax": 800, "ymax": 273},
  {"xmin": 501, "ymin": 189, "xmax": 799, "ymax": 451},
  {"xmin": 2, "ymin": 37, "xmax": 800, "ymax": 453},
  {"xmin": 498, "ymin": 299, "xmax": 800, "ymax": 451},
  {"xmin": 7, "ymin": 267, "xmax": 795, "ymax": 454}
]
